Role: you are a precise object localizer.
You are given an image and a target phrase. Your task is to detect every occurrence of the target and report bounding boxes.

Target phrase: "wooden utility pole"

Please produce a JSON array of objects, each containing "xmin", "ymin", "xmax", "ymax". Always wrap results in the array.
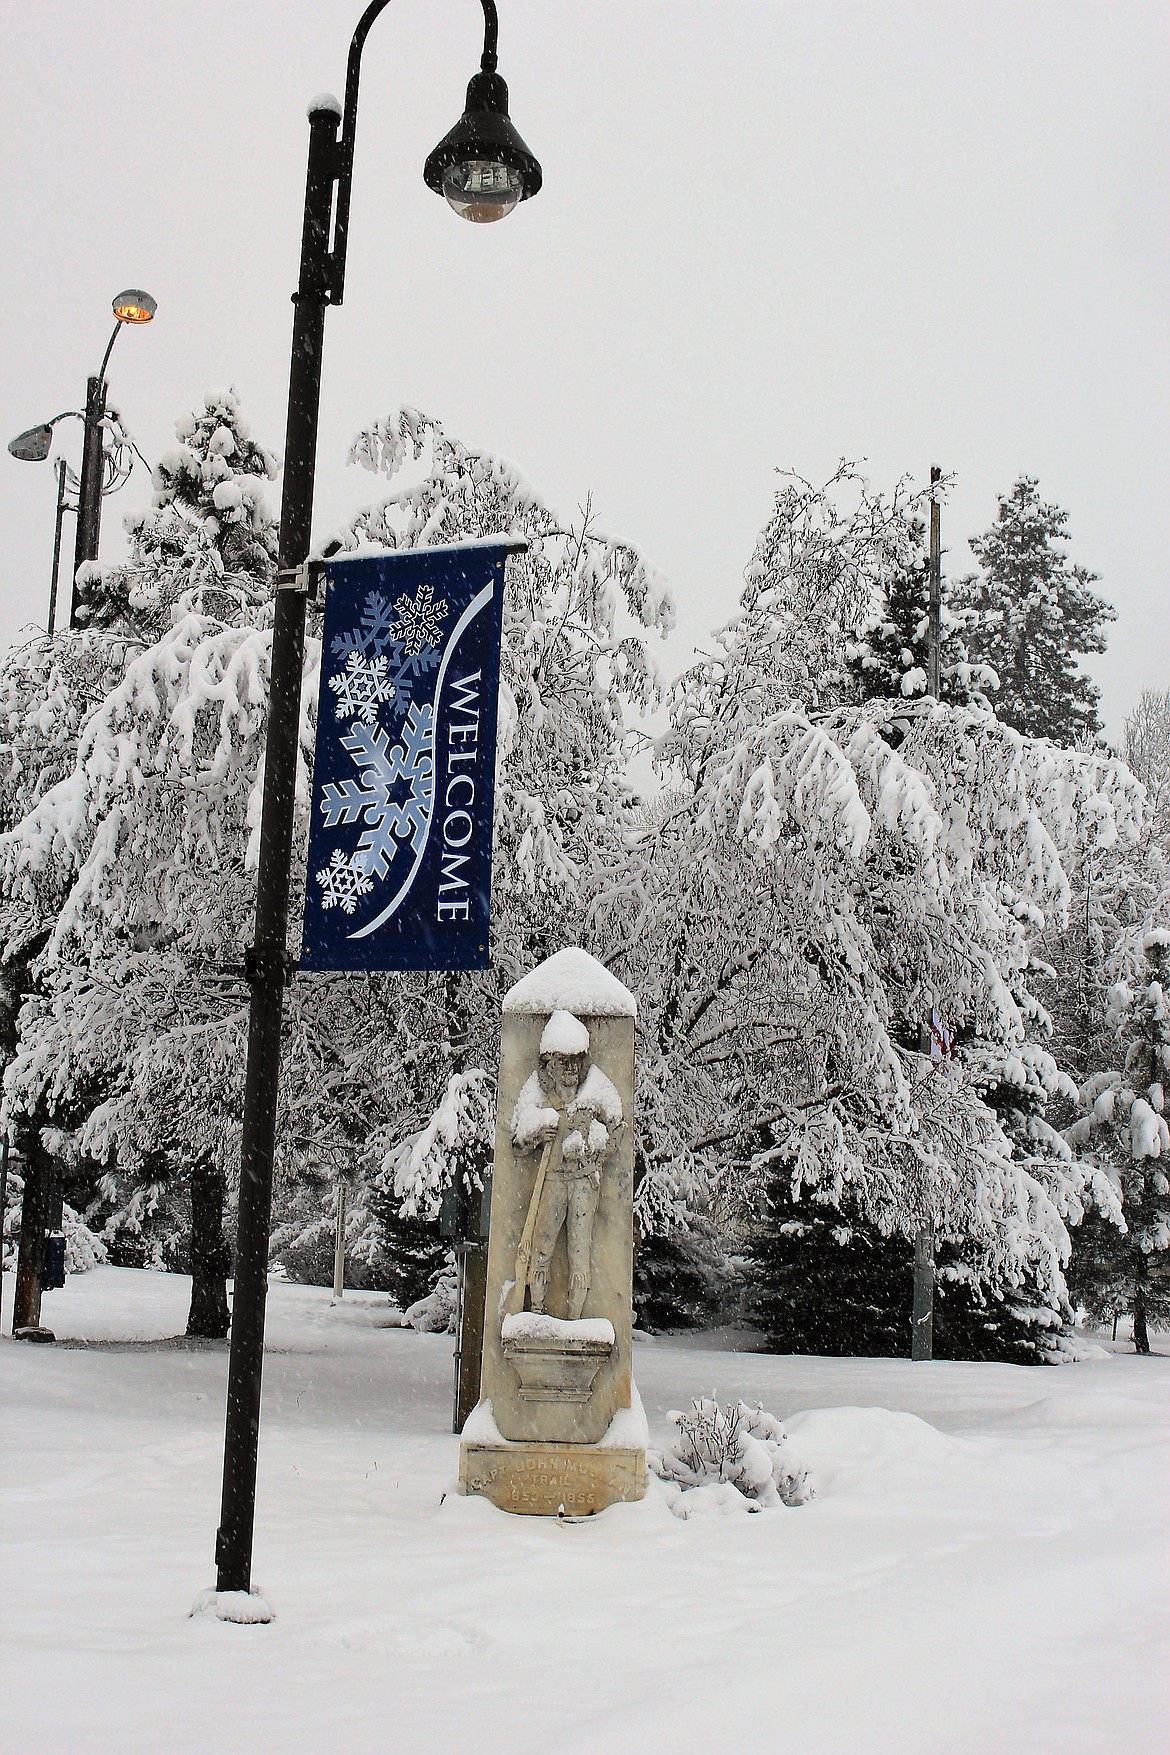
[
  {"xmin": 0, "ymin": 1136, "xmax": 9, "ymax": 1333},
  {"xmin": 911, "ymin": 1216, "xmax": 935, "ymax": 1361},
  {"xmin": 331, "ymin": 1181, "xmax": 347, "ymax": 1303},
  {"xmin": 911, "ymin": 465, "xmax": 943, "ymax": 1363},
  {"xmin": 926, "ymin": 463, "xmax": 942, "ymax": 698}
]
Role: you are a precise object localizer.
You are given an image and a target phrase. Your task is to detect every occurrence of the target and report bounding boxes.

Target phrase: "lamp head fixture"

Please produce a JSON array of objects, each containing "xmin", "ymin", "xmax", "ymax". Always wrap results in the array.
[
  {"xmin": 423, "ymin": 69, "xmax": 541, "ymax": 223},
  {"xmin": 8, "ymin": 424, "xmax": 55, "ymax": 463},
  {"xmin": 111, "ymin": 289, "xmax": 157, "ymax": 324}
]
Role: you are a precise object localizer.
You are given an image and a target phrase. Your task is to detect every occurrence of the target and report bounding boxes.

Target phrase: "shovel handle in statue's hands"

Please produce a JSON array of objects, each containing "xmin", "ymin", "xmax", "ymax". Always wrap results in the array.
[{"xmin": 505, "ymin": 1134, "xmax": 556, "ymax": 1315}]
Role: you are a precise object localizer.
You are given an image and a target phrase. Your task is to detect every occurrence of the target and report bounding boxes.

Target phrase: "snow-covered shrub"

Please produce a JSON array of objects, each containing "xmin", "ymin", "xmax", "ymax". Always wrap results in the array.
[
  {"xmin": 400, "ymin": 1254, "xmax": 458, "ymax": 1333},
  {"xmin": 649, "ymin": 1396, "xmax": 812, "ymax": 1515},
  {"xmin": 62, "ymin": 1199, "xmax": 108, "ymax": 1273}
]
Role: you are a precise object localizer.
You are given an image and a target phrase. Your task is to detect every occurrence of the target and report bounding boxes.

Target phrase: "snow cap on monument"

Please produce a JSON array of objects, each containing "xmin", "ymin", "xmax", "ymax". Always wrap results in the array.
[
  {"xmin": 540, "ymin": 1009, "xmax": 591, "ymax": 1057},
  {"xmin": 503, "ymin": 946, "xmax": 636, "ymax": 1019}
]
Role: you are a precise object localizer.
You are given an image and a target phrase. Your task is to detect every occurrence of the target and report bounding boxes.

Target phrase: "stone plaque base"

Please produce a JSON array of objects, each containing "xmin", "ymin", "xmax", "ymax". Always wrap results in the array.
[{"xmin": 459, "ymin": 1440, "xmax": 646, "ymax": 1517}]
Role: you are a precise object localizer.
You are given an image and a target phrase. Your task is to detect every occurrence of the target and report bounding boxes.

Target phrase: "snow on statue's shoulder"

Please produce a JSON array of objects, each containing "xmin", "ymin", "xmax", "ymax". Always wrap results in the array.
[
  {"xmin": 503, "ymin": 946, "xmax": 636, "ymax": 1019},
  {"xmin": 511, "ymin": 1072, "xmax": 559, "ymax": 1149},
  {"xmin": 571, "ymin": 1063, "xmax": 623, "ymax": 1125}
]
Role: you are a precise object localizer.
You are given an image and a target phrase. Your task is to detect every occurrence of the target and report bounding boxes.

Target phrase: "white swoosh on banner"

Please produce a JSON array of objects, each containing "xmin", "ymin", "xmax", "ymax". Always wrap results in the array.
[{"xmin": 348, "ymin": 579, "xmax": 495, "ymax": 940}]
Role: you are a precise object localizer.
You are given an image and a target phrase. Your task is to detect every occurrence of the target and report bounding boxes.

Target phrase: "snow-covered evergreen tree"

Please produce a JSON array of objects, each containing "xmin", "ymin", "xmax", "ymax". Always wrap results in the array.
[
  {"xmin": 73, "ymin": 388, "xmax": 277, "ymax": 638},
  {"xmin": 846, "ymin": 511, "xmax": 991, "ymax": 707},
  {"xmin": 1122, "ymin": 689, "xmax": 1170, "ymax": 856},
  {"xmin": 952, "ymin": 477, "xmax": 1115, "ymax": 745},
  {"xmin": 1066, "ymin": 932, "xmax": 1170, "ymax": 1351}
]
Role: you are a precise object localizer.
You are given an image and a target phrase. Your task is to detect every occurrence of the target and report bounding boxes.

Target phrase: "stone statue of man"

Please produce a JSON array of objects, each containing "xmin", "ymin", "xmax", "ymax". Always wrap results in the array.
[{"xmin": 511, "ymin": 1009, "xmax": 624, "ymax": 1321}]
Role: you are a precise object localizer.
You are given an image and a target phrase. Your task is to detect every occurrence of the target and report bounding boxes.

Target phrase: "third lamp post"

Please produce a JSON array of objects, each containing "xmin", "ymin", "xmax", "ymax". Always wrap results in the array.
[{"xmin": 7, "ymin": 287, "xmax": 156, "ymax": 631}]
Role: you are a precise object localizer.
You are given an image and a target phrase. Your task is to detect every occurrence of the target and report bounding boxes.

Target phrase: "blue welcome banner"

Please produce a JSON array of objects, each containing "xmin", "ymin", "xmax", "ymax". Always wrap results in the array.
[{"xmin": 300, "ymin": 542, "xmax": 512, "ymax": 972}]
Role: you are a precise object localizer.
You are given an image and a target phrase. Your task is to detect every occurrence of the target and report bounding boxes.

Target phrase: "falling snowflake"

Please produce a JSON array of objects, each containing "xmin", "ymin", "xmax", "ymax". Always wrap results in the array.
[
  {"xmin": 327, "ymin": 651, "xmax": 404, "ymax": 724},
  {"xmin": 315, "ymin": 849, "xmax": 375, "ymax": 914},
  {"xmin": 318, "ymin": 702, "xmax": 435, "ymax": 880},
  {"xmin": 390, "ymin": 579, "xmax": 449, "ymax": 657}
]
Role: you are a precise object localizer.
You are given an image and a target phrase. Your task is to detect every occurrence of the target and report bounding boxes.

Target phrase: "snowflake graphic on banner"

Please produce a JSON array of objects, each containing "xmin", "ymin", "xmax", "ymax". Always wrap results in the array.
[
  {"xmin": 328, "ymin": 651, "xmax": 401, "ymax": 724},
  {"xmin": 315, "ymin": 580, "xmax": 449, "ymax": 911},
  {"xmin": 390, "ymin": 579, "xmax": 448, "ymax": 656},
  {"xmin": 316, "ymin": 849, "xmax": 375, "ymax": 915}
]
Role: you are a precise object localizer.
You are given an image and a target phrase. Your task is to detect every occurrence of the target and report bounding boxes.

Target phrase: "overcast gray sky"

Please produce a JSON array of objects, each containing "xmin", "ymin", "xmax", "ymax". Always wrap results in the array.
[{"xmin": 2, "ymin": 1, "xmax": 1167, "ymax": 738}]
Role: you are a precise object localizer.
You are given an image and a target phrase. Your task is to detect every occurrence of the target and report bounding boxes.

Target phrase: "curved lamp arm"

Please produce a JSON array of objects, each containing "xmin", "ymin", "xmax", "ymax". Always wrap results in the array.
[
  {"xmin": 96, "ymin": 319, "xmax": 124, "ymax": 390},
  {"xmin": 329, "ymin": 0, "xmax": 499, "ymax": 303}
]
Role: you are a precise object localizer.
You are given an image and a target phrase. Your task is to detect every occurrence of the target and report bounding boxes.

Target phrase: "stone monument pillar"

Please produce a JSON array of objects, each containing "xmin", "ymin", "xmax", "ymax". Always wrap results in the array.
[{"xmin": 458, "ymin": 946, "xmax": 647, "ymax": 1515}]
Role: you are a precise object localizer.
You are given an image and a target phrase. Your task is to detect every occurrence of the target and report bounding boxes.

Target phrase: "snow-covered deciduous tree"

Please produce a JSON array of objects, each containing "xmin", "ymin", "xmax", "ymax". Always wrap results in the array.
[
  {"xmin": 951, "ymin": 477, "xmax": 1115, "ymax": 746},
  {"xmin": 270, "ymin": 406, "xmax": 677, "ymax": 1260},
  {"xmin": 589, "ymin": 464, "xmax": 1143, "ymax": 1348},
  {"xmin": 1066, "ymin": 932, "xmax": 1170, "ymax": 1352}
]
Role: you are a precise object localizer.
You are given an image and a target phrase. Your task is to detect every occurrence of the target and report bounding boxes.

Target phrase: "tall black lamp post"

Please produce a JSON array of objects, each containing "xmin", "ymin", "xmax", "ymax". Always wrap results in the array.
[{"xmin": 215, "ymin": 0, "xmax": 540, "ymax": 1597}]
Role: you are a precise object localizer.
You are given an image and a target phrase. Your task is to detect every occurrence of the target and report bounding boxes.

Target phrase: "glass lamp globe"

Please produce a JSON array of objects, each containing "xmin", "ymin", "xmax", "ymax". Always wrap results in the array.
[
  {"xmin": 111, "ymin": 289, "xmax": 158, "ymax": 324},
  {"xmin": 441, "ymin": 158, "xmax": 525, "ymax": 223}
]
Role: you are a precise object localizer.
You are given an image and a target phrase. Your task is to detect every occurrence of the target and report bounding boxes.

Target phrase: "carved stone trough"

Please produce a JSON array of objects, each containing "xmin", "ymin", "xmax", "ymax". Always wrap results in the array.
[{"xmin": 501, "ymin": 1313, "xmax": 615, "ymax": 1404}]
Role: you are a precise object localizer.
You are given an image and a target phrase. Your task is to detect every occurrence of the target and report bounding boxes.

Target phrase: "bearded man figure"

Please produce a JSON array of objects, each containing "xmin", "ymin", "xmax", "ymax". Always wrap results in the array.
[{"xmin": 510, "ymin": 1009, "xmax": 624, "ymax": 1320}]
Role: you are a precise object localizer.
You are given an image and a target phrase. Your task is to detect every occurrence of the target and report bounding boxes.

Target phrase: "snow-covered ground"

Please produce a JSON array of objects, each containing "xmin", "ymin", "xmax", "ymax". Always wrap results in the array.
[{"xmin": 2, "ymin": 1267, "xmax": 1167, "ymax": 1754}]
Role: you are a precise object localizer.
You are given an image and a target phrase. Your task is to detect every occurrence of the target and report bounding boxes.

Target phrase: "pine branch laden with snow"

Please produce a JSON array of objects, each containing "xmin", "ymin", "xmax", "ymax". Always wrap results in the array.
[
  {"xmin": 648, "ymin": 1396, "xmax": 812, "ymax": 1517},
  {"xmin": 389, "ymin": 1068, "xmax": 494, "ymax": 1220},
  {"xmin": 1, "ymin": 1165, "xmax": 108, "ymax": 1274},
  {"xmin": 400, "ymin": 1254, "xmax": 459, "ymax": 1332}
]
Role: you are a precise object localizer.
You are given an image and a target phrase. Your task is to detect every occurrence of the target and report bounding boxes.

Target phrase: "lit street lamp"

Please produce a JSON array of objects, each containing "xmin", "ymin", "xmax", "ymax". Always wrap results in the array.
[
  {"xmin": 215, "ymin": 0, "xmax": 540, "ymax": 1599},
  {"xmin": 72, "ymin": 290, "xmax": 156, "ymax": 622},
  {"xmin": 8, "ymin": 288, "xmax": 156, "ymax": 631}
]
